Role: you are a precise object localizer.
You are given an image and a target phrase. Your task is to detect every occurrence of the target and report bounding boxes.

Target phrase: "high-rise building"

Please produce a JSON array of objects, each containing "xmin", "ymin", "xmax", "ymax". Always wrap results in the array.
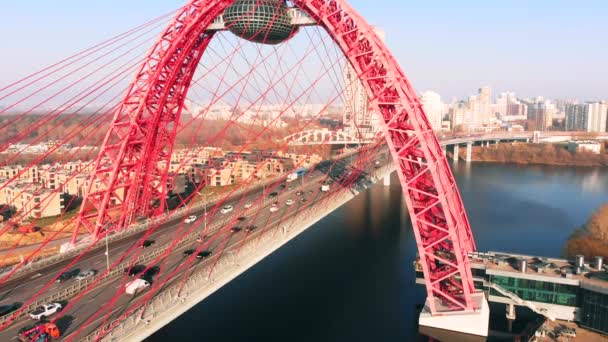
[
  {"xmin": 420, "ymin": 91, "xmax": 444, "ymax": 131},
  {"xmin": 466, "ymin": 86, "xmax": 494, "ymax": 128},
  {"xmin": 585, "ymin": 101, "xmax": 608, "ymax": 133},
  {"xmin": 343, "ymin": 27, "xmax": 385, "ymax": 141},
  {"xmin": 495, "ymin": 92, "xmax": 527, "ymax": 121},
  {"xmin": 565, "ymin": 103, "xmax": 586, "ymax": 131}
]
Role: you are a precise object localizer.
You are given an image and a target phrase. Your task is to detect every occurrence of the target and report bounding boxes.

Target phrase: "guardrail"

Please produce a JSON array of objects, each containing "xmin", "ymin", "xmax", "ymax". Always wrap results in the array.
[{"xmin": 81, "ymin": 161, "xmax": 395, "ymax": 341}]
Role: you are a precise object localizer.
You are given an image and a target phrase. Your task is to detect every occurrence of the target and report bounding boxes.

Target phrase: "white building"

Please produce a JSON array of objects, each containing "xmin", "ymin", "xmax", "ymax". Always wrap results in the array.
[
  {"xmin": 568, "ymin": 141, "xmax": 602, "ymax": 154},
  {"xmin": 420, "ymin": 91, "xmax": 444, "ymax": 131},
  {"xmin": 585, "ymin": 101, "xmax": 608, "ymax": 133},
  {"xmin": 342, "ymin": 27, "xmax": 385, "ymax": 141}
]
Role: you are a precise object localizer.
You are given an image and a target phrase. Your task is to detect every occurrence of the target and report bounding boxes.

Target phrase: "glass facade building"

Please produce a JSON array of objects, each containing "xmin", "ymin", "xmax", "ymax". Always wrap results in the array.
[
  {"xmin": 580, "ymin": 289, "xmax": 608, "ymax": 333},
  {"xmin": 489, "ymin": 274, "xmax": 579, "ymax": 306}
]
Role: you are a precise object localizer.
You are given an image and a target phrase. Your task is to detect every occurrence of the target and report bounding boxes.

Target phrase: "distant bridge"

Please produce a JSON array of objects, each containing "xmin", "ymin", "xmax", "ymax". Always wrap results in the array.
[{"xmin": 284, "ymin": 129, "xmax": 374, "ymax": 146}]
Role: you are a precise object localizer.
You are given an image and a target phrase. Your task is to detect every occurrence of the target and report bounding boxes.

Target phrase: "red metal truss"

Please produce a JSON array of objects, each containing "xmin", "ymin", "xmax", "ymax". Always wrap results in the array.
[{"xmin": 73, "ymin": 0, "xmax": 478, "ymax": 314}]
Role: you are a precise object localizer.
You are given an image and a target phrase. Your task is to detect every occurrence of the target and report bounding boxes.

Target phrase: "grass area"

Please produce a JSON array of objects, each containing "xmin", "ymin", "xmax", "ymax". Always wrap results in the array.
[
  {"xmin": 31, "ymin": 208, "xmax": 79, "ymax": 228},
  {"xmin": 0, "ymin": 246, "xmax": 60, "ymax": 268},
  {"xmin": 191, "ymin": 184, "xmax": 242, "ymax": 203}
]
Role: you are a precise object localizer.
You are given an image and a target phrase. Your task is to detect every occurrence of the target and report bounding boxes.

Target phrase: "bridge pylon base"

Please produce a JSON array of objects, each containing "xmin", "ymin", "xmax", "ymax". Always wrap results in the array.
[{"xmin": 418, "ymin": 292, "xmax": 489, "ymax": 337}]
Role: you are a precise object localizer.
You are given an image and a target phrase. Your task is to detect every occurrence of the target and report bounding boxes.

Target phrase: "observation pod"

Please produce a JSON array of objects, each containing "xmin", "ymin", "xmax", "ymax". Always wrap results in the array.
[{"xmin": 223, "ymin": 0, "xmax": 299, "ymax": 45}]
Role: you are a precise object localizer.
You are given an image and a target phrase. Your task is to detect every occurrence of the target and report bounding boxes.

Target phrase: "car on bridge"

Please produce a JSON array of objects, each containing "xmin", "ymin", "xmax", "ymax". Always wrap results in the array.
[
  {"xmin": 140, "ymin": 239, "xmax": 155, "ymax": 248},
  {"xmin": 268, "ymin": 192, "xmax": 278, "ymax": 199},
  {"xmin": 56, "ymin": 269, "xmax": 79, "ymax": 283},
  {"xmin": 124, "ymin": 264, "xmax": 146, "ymax": 276},
  {"xmin": 230, "ymin": 226, "xmax": 242, "ymax": 233},
  {"xmin": 196, "ymin": 234, "xmax": 208, "ymax": 243},
  {"xmin": 0, "ymin": 302, "xmax": 20, "ymax": 316},
  {"xmin": 143, "ymin": 265, "xmax": 160, "ymax": 278},
  {"xmin": 244, "ymin": 202, "xmax": 253, "ymax": 209},
  {"xmin": 75, "ymin": 269, "xmax": 96, "ymax": 281},
  {"xmin": 237, "ymin": 216, "xmax": 246, "ymax": 221},
  {"xmin": 286, "ymin": 199, "xmax": 295, "ymax": 206},
  {"xmin": 221, "ymin": 205, "xmax": 234, "ymax": 214},
  {"xmin": 196, "ymin": 250, "xmax": 212, "ymax": 259},
  {"xmin": 270, "ymin": 204, "xmax": 279, "ymax": 212},
  {"xmin": 245, "ymin": 225, "xmax": 257, "ymax": 232},
  {"xmin": 28, "ymin": 303, "xmax": 62, "ymax": 320},
  {"xmin": 183, "ymin": 249, "xmax": 195, "ymax": 257},
  {"xmin": 184, "ymin": 215, "xmax": 197, "ymax": 224},
  {"xmin": 18, "ymin": 323, "xmax": 60, "ymax": 342},
  {"xmin": 125, "ymin": 279, "xmax": 150, "ymax": 295}
]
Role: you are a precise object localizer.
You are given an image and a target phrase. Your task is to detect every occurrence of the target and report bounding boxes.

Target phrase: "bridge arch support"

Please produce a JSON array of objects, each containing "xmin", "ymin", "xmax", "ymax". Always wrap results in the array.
[{"xmin": 75, "ymin": 0, "xmax": 481, "ymax": 319}]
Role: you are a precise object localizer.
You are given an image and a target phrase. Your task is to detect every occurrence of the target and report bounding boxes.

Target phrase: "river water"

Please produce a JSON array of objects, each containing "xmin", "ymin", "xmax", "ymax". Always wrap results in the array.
[{"xmin": 149, "ymin": 163, "xmax": 608, "ymax": 341}]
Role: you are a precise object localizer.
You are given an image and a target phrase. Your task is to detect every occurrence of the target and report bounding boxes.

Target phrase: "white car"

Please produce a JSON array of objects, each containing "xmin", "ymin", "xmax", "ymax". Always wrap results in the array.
[
  {"xmin": 244, "ymin": 202, "xmax": 253, "ymax": 209},
  {"xmin": 285, "ymin": 199, "xmax": 295, "ymax": 206},
  {"xmin": 270, "ymin": 205, "xmax": 279, "ymax": 212},
  {"xmin": 29, "ymin": 303, "xmax": 62, "ymax": 320},
  {"xmin": 125, "ymin": 278, "xmax": 150, "ymax": 295},
  {"xmin": 220, "ymin": 205, "xmax": 234, "ymax": 214},
  {"xmin": 184, "ymin": 215, "xmax": 197, "ymax": 224},
  {"xmin": 75, "ymin": 269, "xmax": 96, "ymax": 281}
]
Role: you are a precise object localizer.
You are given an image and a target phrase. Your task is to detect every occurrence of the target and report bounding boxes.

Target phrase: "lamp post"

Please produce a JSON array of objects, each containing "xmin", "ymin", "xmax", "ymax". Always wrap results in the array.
[
  {"xmin": 105, "ymin": 232, "xmax": 110, "ymax": 272},
  {"xmin": 199, "ymin": 191, "xmax": 215, "ymax": 232}
]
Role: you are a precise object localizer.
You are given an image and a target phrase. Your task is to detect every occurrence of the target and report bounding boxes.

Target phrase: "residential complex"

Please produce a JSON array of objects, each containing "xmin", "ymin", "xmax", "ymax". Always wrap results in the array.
[
  {"xmin": 0, "ymin": 147, "xmax": 321, "ymax": 221},
  {"xmin": 419, "ymin": 86, "xmax": 607, "ymax": 134}
]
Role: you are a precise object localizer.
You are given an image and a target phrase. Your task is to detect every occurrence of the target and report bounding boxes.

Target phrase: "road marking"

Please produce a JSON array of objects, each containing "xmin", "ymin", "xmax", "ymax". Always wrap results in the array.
[
  {"xmin": 30, "ymin": 273, "xmax": 42, "ymax": 279},
  {"xmin": 34, "ymin": 284, "xmax": 44, "ymax": 289}
]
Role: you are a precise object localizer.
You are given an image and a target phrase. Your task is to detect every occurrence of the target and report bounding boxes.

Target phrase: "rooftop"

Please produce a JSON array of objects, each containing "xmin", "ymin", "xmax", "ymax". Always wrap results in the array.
[{"xmin": 470, "ymin": 251, "xmax": 608, "ymax": 291}]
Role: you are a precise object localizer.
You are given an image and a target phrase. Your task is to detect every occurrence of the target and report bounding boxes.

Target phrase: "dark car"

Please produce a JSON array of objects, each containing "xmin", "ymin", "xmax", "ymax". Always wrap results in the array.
[
  {"xmin": 56, "ymin": 269, "xmax": 79, "ymax": 283},
  {"xmin": 300, "ymin": 197, "xmax": 307, "ymax": 203},
  {"xmin": 279, "ymin": 184, "xmax": 286, "ymax": 190},
  {"xmin": 0, "ymin": 302, "xmax": 19, "ymax": 316},
  {"xmin": 268, "ymin": 192, "xmax": 278, "ymax": 199},
  {"xmin": 245, "ymin": 225, "xmax": 257, "ymax": 232},
  {"xmin": 230, "ymin": 227, "xmax": 242, "ymax": 233},
  {"xmin": 196, "ymin": 250, "xmax": 212, "ymax": 259},
  {"xmin": 183, "ymin": 249, "xmax": 195, "ymax": 257},
  {"xmin": 141, "ymin": 240, "xmax": 155, "ymax": 248},
  {"xmin": 143, "ymin": 266, "xmax": 160, "ymax": 278},
  {"xmin": 237, "ymin": 216, "xmax": 246, "ymax": 222},
  {"xmin": 124, "ymin": 264, "xmax": 146, "ymax": 276}
]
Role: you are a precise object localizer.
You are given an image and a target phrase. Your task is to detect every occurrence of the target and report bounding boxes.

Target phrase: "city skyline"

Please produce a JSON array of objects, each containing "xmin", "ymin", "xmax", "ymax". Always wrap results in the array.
[{"xmin": 0, "ymin": 1, "xmax": 606, "ymax": 100}]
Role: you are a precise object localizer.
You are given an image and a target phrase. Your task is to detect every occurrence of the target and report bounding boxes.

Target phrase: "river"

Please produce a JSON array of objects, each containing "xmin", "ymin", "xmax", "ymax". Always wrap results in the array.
[{"xmin": 149, "ymin": 162, "xmax": 608, "ymax": 341}]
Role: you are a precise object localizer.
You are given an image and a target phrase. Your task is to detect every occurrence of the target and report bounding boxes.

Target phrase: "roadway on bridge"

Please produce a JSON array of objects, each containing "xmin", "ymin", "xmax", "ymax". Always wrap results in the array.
[{"xmin": 0, "ymin": 153, "xmax": 383, "ymax": 341}]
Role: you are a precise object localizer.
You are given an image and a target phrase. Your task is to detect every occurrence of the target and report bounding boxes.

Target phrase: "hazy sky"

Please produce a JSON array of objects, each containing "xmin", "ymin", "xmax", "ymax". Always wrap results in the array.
[{"xmin": 1, "ymin": 0, "xmax": 606, "ymax": 101}]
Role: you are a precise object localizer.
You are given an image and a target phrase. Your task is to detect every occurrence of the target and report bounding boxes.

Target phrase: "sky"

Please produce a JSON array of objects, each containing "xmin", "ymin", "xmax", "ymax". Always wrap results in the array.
[{"xmin": 1, "ymin": 0, "xmax": 607, "ymax": 101}]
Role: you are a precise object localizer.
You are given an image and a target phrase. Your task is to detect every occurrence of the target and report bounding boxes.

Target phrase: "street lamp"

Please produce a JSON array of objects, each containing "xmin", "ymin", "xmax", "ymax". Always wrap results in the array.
[
  {"xmin": 105, "ymin": 232, "xmax": 110, "ymax": 272},
  {"xmin": 198, "ymin": 191, "xmax": 215, "ymax": 232}
]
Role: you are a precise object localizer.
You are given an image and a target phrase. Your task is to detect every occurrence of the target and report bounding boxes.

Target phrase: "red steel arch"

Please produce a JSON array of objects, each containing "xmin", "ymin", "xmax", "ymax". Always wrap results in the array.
[{"xmin": 74, "ymin": 0, "xmax": 478, "ymax": 314}]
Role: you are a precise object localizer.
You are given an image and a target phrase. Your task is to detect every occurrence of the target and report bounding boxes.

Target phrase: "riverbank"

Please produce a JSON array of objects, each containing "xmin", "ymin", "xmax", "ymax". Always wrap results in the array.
[
  {"xmin": 469, "ymin": 143, "xmax": 608, "ymax": 167},
  {"xmin": 565, "ymin": 203, "xmax": 608, "ymax": 258}
]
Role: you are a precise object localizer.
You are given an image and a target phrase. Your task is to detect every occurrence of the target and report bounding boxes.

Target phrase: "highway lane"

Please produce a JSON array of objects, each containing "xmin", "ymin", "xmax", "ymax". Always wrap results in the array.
[
  {"xmin": 0, "ymin": 147, "xmax": 374, "ymax": 308},
  {"xmin": 0, "ymin": 147, "xmax": 387, "ymax": 339},
  {"xmin": 0, "ymin": 175, "xmax": 291, "ymax": 307},
  {"xmin": 0, "ymin": 165, "xmax": 348, "ymax": 340}
]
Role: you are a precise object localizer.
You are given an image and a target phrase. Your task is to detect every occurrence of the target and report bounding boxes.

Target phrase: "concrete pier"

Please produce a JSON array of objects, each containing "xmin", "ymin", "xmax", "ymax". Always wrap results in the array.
[
  {"xmin": 453, "ymin": 144, "xmax": 459, "ymax": 162},
  {"xmin": 383, "ymin": 174, "xmax": 391, "ymax": 186},
  {"xmin": 466, "ymin": 142, "xmax": 472, "ymax": 162},
  {"xmin": 419, "ymin": 293, "xmax": 490, "ymax": 337}
]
